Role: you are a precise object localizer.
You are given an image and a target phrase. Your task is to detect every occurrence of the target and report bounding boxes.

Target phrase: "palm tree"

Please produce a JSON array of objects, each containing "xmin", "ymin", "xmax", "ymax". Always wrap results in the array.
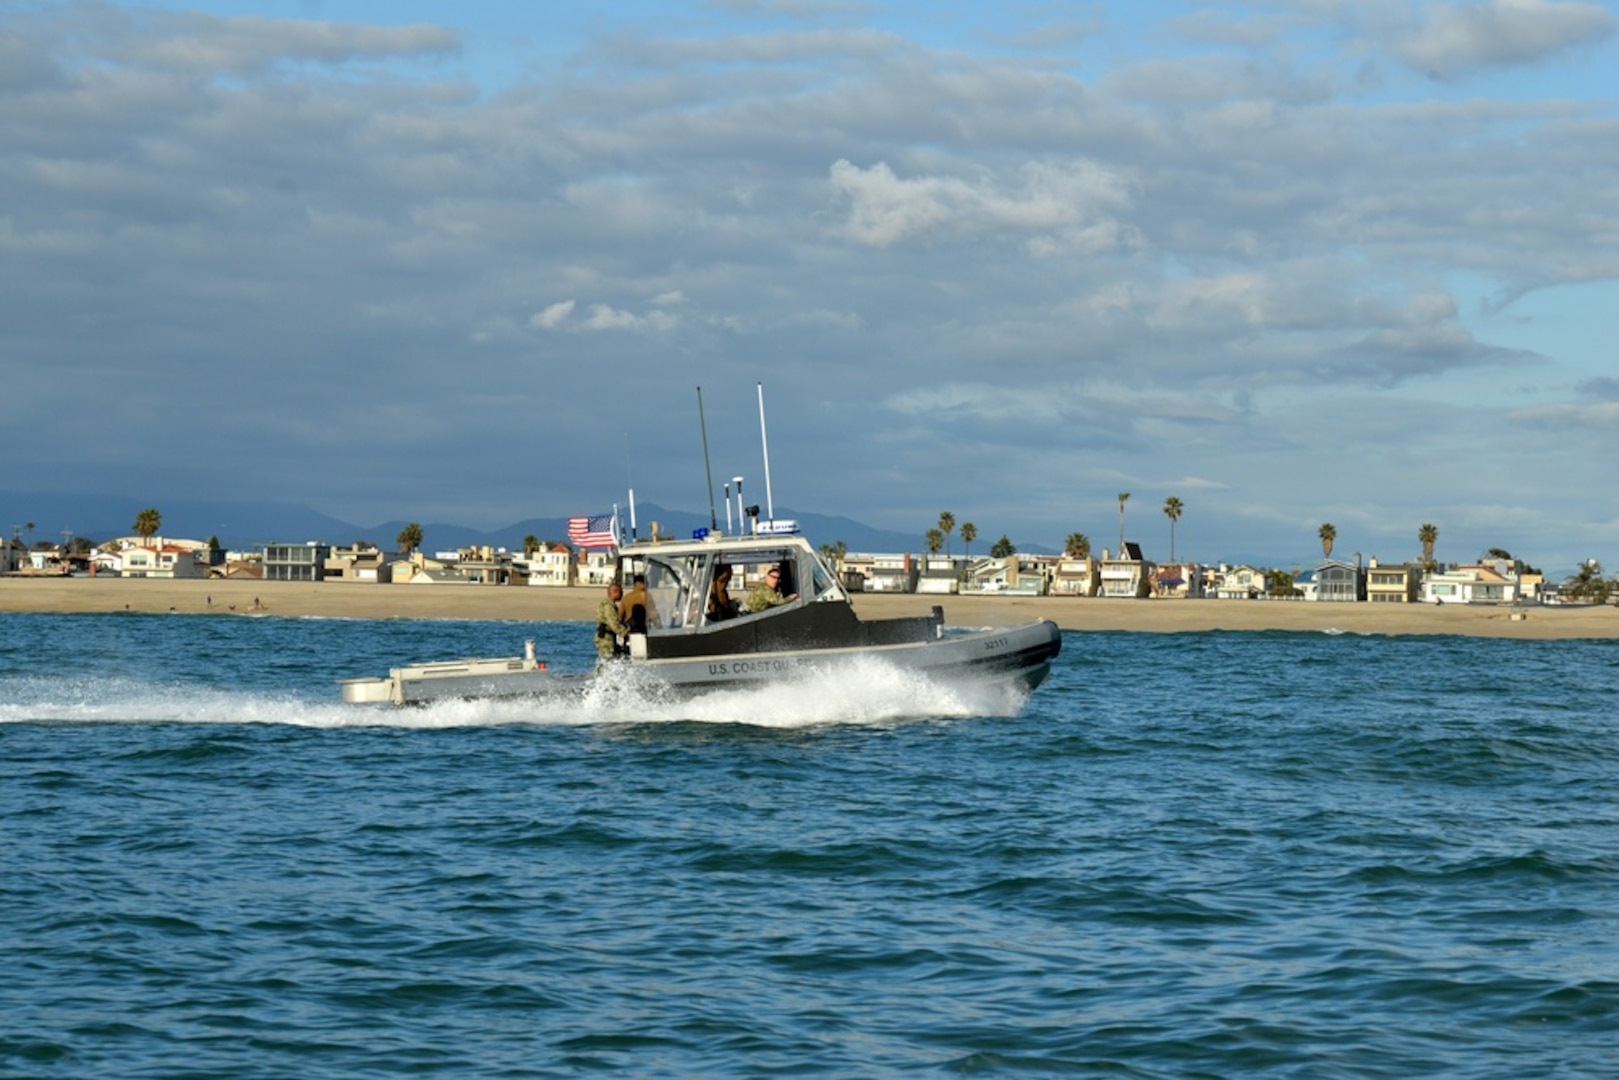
[
  {"xmin": 397, "ymin": 522, "xmax": 423, "ymax": 554},
  {"xmin": 960, "ymin": 522, "xmax": 977, "ymax": 561},
  {"xmin": 1319, "ymin": 522, "xmax": 1336, "ymax": 560},
  {"xmin": 1065, "ymin": 532, "xmax": 1091, "ymax": 558},
  {"xmin": 1163, "ymin": 496, "xmax": 1184, "ymax": 563},
  {"xmin": 1117, "ymin": 492, "xmax": 1130, "ymax": 552},
  {"xmin": 1564, "ymin": 560, "xmax": 1610, "ymax": 604},
  {"xmin": 1418, "ymin": 523, "xmax": 1438, "ymax": 567},
  {"xmin": 522, "ymin": 534, "xmax": 540, "ymax": 557},
  {"xmin": 938, "ymin": 511, "xmax": 955, "ymax": 557},
  {"xmin": 924, "ymin": 528, "xmax": 944, "ymax": 556},
  {"xmin": 133, "ymin": 508, "xmax": 162, "ymax": 545}
]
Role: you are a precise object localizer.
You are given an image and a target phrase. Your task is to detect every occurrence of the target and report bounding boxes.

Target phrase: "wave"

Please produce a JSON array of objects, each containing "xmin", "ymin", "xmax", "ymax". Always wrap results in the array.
[{"xmin": 0, "ymin": 656, "xmax": 1028, "ymax": 730}]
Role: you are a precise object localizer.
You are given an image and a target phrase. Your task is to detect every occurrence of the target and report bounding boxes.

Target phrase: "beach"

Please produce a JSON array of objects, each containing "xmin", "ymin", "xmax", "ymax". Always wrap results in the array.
[{"xmin": 3, "ymin": 576, "xmax": 1613, "ymax": 638}]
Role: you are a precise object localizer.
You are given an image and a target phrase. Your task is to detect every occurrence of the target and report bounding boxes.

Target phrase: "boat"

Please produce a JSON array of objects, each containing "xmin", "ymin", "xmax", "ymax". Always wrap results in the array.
[{"xmin": 338, "ymin": 526, "xmax": 1062, "ymax": 706}]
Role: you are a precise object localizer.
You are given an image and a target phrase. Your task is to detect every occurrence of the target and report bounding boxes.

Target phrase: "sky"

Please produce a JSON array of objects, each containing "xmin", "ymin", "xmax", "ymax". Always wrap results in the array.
[{"xmin": 3, "ymin": 0, "xmax": 1616, "ymax": 574}]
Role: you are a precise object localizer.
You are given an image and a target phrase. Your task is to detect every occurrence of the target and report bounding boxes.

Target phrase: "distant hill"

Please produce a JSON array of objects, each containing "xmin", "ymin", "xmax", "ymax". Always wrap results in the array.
[{"xmin": 0, "ymin": 490, "xmax": 1048, "ymax": 556}]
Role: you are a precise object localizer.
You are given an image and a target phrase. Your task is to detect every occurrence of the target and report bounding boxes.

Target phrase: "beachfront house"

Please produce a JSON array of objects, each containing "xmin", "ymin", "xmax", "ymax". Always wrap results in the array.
[
  {"xmin": 1099, "ymin": 543, "xmax": 1152, "ymax": 598},
  {"xmin": 1153, "ymin": 562, "xmax": 1204, "ymax": 599},
  {"xmin": 263, "ymin": 542, "xmax": 332, "ymax": 583},
  {"xmin": 916, "ymin": 555, "xmax": 964, "ymax": 595},
  {"xmin": 1314, "ymin": 559, "xmax": 1366, "ymax": 602},
  {"xmin": 861, "ymin": 553, "xmax": 918, "ymax": 593},
  {"xmin": 1422, "ymin": 563, "xmax": 1518, "ymax": 605},
  {"xmin": 1214, "ymin": 565, "xmax": 1267, "ymax": 600},
  {"xmin": 2, "ymin": 537, "xmax": 28, "ymax": 574},
  {"xmin": 516, "ymin": 542, "xmax": 573, "ymax": 587},
  {"xmin": 122, "ymin": 543, "xmax": 207, "ymax": 579},
  {"xmin": 573, "ymin": 549, "xmax": 617, "ymax": 587},
  {"xmin": 323, "ymin": 544, "xmax": 387, "ymax": 583},
  {"xmin": 1048, "ymin": 554, "xmax": 1098, "ymax": 597},
  {"xmin": 1366, "ymin": 559, "xmax": 1422, "ymax": 603},
  {"xmin": 455, "ymin": 546, "xmax": 514, "ymax": 585}
]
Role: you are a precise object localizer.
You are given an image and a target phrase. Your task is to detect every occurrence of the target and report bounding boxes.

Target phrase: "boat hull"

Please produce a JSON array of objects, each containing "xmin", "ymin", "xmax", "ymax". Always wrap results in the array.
[{"xmin": 340, "ymin": 619, "xmax": 1061, "ymax": 707}]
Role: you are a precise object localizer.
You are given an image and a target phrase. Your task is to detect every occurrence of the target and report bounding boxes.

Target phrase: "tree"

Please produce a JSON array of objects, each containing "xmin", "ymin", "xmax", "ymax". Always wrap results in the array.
[
  {"xmin": 1117, "ymin": 492, "xmax": 1130, "ymax": 552},
  {"xmin": 523, "ymin": 534, "xmax": 540, "ymax": 556},
  {"xmin": 938, "ymin": 511, "xmax": 955, "ymax": 557},
  {"xmin": 1266, "ymin": 569, "xmax": 1302, "ymax": 598},
  {"xmin": 1163, "ymin": 496, "xmax": 1184, "ymax": 563},
  {"xmin": 924, "ymin": 528, "xmax": 944, "ymax": 555},
  {"xmin": 960, "ymin": 522, "xmax": 977, "ymax": 560},
  {"xmin": 1065, "ymin": 532, "xmax": 1091, "ymax": 558},
  {"xmin": 990, "ymin": 534, "xmax": 1016, "ymax": 558},
  {"xmin": 397, "ymin": 522, "xmax": 423, "ymax": 554},
  {"xmin": 1564, "ymin": 560, "xmax": 1611, "ymax": 604},
  {"xmin": 1318, "ymin": 522, "xmax": 1336, "ymax": 559},
  {"xmin": 1418, "ymin": 523, "xmax": 1438, "ymax": 567},
  {"xmin": 133, "ymin": 508, "xmax": 162, "ymax": 544}
]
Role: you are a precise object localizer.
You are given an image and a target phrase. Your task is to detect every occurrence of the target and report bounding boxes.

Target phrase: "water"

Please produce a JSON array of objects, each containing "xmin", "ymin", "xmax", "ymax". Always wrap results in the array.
[{"xmin": 3, "ymin": 612, "xmax": 1616, "ymax": 1078}]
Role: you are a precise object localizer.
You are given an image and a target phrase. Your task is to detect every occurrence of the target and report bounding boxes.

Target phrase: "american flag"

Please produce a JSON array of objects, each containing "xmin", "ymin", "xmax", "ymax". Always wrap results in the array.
[{"xmin": 567, "ymin": 513, "xmax": 617, "ymax": 549}]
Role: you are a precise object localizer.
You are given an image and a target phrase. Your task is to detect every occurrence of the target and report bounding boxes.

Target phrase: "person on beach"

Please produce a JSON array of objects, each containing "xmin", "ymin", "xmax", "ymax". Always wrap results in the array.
[
  {"xmin": 706, "ymin": 563, "xmax": 740, "ymax": 623},
  {"xmin": 745, "ymin": 564, "xmax": 798, "ymax": 613},
  {"xmin": 595, "ymin": 582, "xmax": 629, "ymax": 659}
]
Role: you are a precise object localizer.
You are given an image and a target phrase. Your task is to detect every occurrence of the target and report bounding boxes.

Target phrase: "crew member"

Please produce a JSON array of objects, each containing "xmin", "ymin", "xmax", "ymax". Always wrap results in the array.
[
  {"xmin": 595, "ymin": 582, "xmax": 629, "ymax": 659},
  {"xmin": 707, "ymin": 563, "xmax": 740, "ymax": 622},
  {"xmin": 745, "ymin": 564, "xmax": 799, "ymax": 613}
]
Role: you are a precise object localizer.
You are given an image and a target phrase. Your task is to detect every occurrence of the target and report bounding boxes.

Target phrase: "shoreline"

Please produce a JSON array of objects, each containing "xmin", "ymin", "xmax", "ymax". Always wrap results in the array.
[{"xmin": 3, "ymin": 576, "xmax": 1615, "ymax": 638}]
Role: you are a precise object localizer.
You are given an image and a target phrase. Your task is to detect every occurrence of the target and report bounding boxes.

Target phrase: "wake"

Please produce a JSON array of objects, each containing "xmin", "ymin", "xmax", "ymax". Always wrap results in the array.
[{"xmin": 0, "ymin": 656, "xmax": 1030, "ymax": 730}]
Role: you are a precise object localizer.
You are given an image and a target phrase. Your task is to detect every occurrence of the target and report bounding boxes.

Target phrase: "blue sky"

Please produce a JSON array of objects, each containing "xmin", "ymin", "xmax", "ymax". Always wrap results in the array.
[{"xmin": 3, "ymin": 0, "xmax": 1616, "ymax": 573}]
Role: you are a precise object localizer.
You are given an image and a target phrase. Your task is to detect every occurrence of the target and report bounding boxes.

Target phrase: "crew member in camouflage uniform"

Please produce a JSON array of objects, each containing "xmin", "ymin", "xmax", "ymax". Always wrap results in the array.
[
  {"xmin": 745, "ymin": 564, "xmax": 799, "ymax": 613},
  {"xmin": 595, "ymin": 581, "xmax": 629, "ymax": 659}
]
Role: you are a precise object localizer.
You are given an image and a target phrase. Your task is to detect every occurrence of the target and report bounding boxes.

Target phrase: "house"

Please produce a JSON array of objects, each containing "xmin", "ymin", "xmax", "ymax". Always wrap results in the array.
[
  {"xmin": 1422, "ymin": 563, "xmax": 1518, "ymax": 605},
  {"xmin": 1048, "ymin": 554, "xmax": 1098, "ymax": 597},
  {"xmin": 916, "ymin": 555, "xmax": 963, "ymax": 595},
  {"xmin": 1366, "ymin": 559, "xmax": 1422, "ymax": 603},
  {"xmin": 263, "ymin": 542, "xmax": 331, "ymax": 582},
  {"xmin": 121, "ymin": 543, "xmax": 206, "ymax": 579},
  {"xmin": 1, "ymin": 537, "xmax": 29, "ymax": 574},
  {"xmin": 1099, "ymin": 543, "xmax": 1152, "ymax": 598},
  {"xmin": 965, "ymin": 555, "xmax": 1047, "ymax": 595},
  {"xmin": 1214, "ymin": 564, "xmax": 1267, "ymax": 600},
  {"xmin": 516, "ymin": 543, "xmax": 574, "ymax": 587},
  {"xmin": 859, "ymin": 552, "xmax": 917, "ymax": 593},
  {"xmin": 573, "ymin": 549, "xmax": 617, "ymax": 587},
  {"xmin": 1315, "ymin": 559, "xmax": 1365, "ymax": 602},
  {"xmin": 455, "ymin": 545, "xmax": 514, "ymax": 585},
  {"xmin": 323, "ymin": 544, "xmax": 387, "ymax": 583},
  {"xmin": 1153, "ymin": 562, "xmax": 1204, "ymax": 599}
]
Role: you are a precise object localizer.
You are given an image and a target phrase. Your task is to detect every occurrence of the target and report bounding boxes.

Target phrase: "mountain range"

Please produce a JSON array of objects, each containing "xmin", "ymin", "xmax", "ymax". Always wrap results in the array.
[{"xmin": 0, "ymin": 490, "xmax": 1049, "ymax": 557}]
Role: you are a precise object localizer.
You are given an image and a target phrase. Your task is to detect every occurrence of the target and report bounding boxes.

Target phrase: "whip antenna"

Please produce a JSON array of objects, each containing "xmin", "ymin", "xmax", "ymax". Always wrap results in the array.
[
  {"xmin": 696, "ymin": 386, "xmax": 718, "ymax": 531},
  {"xmin": 757, "ymin": 381, "xmax": 775, "ymax": 526}
]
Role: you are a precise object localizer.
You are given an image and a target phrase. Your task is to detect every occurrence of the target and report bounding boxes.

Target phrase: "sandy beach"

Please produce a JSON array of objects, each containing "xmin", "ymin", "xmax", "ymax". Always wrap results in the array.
[{"xmin": 3, "ymin": 576, "xmax": 1614, "ymax": 638}]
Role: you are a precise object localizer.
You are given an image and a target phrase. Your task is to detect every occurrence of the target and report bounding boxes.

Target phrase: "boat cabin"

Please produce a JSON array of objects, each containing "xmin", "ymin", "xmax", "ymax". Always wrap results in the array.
[
  {"xmin": 616, "ymin": 532, "xmax": 941, "ymax": 659},
  {"xmin": 618, "ymin": 533, "xmax": 845, "ymax": 633}
]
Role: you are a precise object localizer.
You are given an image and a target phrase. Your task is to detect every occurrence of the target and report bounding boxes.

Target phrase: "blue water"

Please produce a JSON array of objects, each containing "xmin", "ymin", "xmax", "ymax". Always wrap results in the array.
[{"xmin": 3, "ymin": 612, "xmax": 1616, "ymax": 1078}]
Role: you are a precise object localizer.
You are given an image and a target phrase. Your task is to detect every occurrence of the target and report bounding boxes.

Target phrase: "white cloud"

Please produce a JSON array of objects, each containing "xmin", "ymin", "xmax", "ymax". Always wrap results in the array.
[
  {"xmin": 1389, "ymin": 0, "xmax": 1616, "ymax": 79},
  {"xmin": 531, "ymin": 300, "xmax": 576, "ymax": 329},
  {"xmin": 827, "ymin": 158, "xmax": 1137, "ymax": 252}
]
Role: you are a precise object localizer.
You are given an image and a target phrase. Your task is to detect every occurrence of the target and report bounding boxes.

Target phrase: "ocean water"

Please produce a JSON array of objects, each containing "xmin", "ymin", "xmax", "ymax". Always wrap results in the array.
[{"xmin": 2, "ymin": 611, "xmax": 1616, "ymax": 1078}]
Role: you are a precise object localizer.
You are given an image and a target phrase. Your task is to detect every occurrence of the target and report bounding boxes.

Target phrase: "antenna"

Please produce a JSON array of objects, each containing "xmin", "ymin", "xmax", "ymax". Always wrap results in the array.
[
  {"xmin": 623, "ymin": 433, "xmax": 638, "ymax": 541},
  {"xmin": 696, "ymin": 386, "xmax": 718, "ymax": 531},
  {"xmin": 757, "ymin": 381, "xmax": 775, "ymax": 525}
]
